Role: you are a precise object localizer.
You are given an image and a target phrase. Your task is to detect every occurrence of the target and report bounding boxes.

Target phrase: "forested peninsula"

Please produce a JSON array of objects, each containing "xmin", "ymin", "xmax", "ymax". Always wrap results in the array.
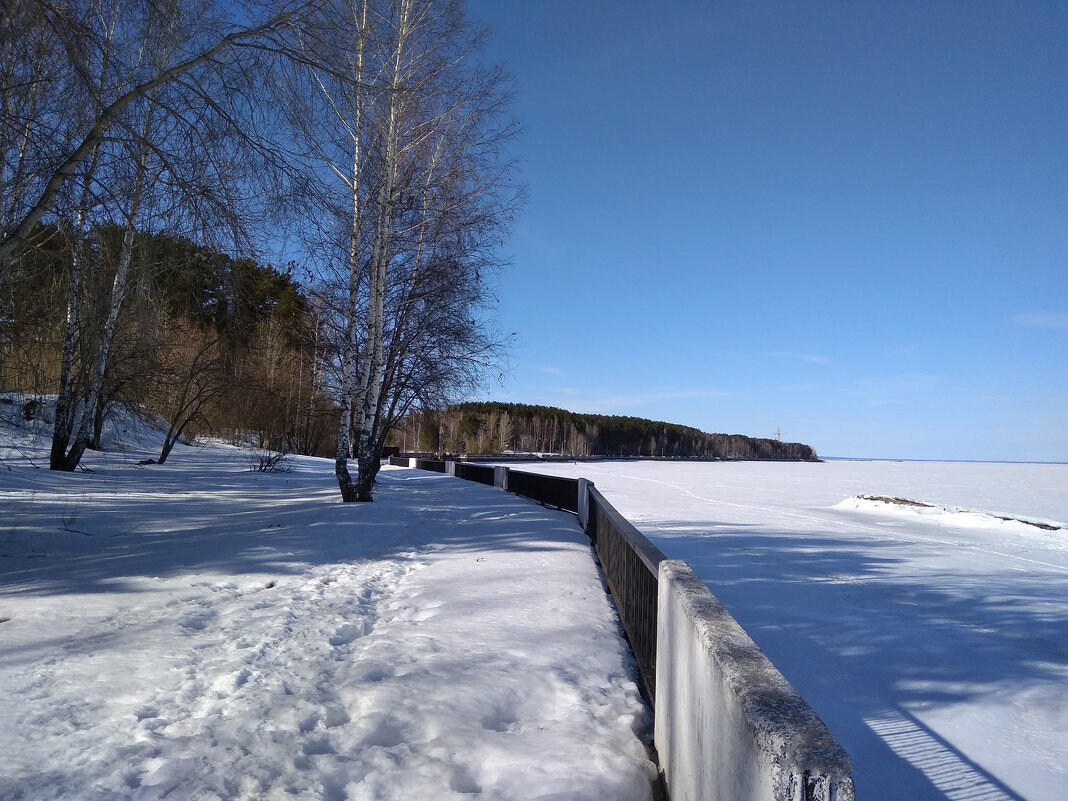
[{"xmin": 393, "ymin": 403, "xmax": 819, "ymax": 462}]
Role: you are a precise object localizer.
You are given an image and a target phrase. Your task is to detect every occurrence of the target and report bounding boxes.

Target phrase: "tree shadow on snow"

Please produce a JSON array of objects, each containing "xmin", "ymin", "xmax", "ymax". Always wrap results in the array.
[{"xmin": 0, "ymin": 462, "xmax": 588, "ymax": 598}]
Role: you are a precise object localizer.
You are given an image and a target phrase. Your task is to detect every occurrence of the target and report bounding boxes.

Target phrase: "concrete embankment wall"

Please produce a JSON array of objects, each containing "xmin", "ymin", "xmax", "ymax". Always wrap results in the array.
[{"xmin": 656, "ymin": 561, "xmax": 854, "ymax": 801}]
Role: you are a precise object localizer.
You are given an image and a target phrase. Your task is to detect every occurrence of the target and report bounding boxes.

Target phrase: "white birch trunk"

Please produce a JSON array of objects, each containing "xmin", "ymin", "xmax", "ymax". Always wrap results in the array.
[
  {"xmin": 49, "ymin": 212, "xmax": 86, "ymax": 469},
  {"xmin": 352, "ymin": 0, "xmax": 414, "ymax": 501},
  {"xmin": 333, "ymin": 0, "xmax": 370, "ymax": 501},
  {"xmin": 67, "ymin": 103, "xmax": 156, "ymax": 464},
  {"xmin": 49, "ymin": 3, "xmax": 120, "ymax": 471}
]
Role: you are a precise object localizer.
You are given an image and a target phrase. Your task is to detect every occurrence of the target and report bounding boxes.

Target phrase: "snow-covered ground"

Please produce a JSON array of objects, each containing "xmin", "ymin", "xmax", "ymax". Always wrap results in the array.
[
  {"xmin": 0, "ymin": 402, "xmax": 657, "ymax": 801},
  {"xmin": 497, "ymin": 459, "xmax": 1068, "ymax": 801}
]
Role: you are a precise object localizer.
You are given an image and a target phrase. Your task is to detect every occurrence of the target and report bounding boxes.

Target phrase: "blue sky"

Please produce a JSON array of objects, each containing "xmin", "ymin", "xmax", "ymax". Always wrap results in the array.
[{"xmin": 465, "ymin": 0, "xmax": 1067, "ymax": 462}]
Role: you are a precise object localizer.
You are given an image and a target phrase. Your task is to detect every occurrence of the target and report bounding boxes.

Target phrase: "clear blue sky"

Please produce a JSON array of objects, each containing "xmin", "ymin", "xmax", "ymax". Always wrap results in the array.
[{"xmin": 465, "ymin": 0, "xmax": 1067, "ymax": 462}]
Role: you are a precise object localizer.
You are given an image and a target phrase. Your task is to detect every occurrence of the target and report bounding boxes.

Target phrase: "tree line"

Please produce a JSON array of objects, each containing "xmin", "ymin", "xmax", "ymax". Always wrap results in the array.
[
  {"xmin": 1, "ymin": 0, "xmax": 522, "ymax": 500},
  {"xmin": 395, "ymin": 403, "xmax": 820, "ymax": 461}
]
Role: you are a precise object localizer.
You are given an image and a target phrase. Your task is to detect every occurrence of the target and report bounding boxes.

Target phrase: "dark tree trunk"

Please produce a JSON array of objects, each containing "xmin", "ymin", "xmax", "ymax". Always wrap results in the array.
[
  {"xmin": 336, "ymin": 458, "xmax": 357, "ymax": 502},
  {"xmin": 353, "ymin": 444, "xmax": 381, "ymax": 502},
  {"xmin": 158, "ymin": 429, "xmax": 179, "ymax": 464},
  {"xmin": 90, "ymin": 395, "xmax": 106, "ymax": 450}
]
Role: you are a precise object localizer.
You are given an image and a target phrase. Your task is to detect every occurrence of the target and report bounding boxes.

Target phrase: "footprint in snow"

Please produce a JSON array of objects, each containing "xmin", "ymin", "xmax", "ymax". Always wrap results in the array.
[
  {"xmin": 349, "ymin": 660, "xmax": 394, "ymax": 683},
  {"xmin": 329, "ymin": 621, "xmax": 367, "ymax": 646},
  {"xmin": 301, "ymin": 735, "xmax": 336, "ymax": 756},
  {"xmin": 177, "ymin": 610, "xmax": 215, "ymax": 631},
  {"xmin": 135, "ymin": 705, "xmax": 159, "ymax": 720},
  {"xmin": 324, "ymin": 706, "xmax": 351, "ymax": 728},
  {"xmin": 354, "ymin": 714, "xmax": 406, "ymax": 748}
]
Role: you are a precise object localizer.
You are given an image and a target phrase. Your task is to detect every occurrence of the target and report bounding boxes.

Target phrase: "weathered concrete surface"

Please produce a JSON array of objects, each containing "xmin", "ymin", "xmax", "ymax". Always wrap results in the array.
[{"xmin": 655, "ymin": 560, "xmax": 855, "ymax": 801}]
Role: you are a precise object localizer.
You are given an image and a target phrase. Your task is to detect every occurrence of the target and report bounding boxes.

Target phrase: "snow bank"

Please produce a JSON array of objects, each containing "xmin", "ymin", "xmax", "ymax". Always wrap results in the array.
[
  {"xmin": 837, "ymin": 494, "xmax": 1064, "ymax": 533},
  {"xmin": 0, "ymin": 407, "xmax": 657, "ymax": 800}
]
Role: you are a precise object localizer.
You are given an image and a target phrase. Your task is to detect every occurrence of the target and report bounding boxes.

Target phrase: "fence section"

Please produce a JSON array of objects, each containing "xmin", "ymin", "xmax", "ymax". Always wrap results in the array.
[
  {"xmin": 414, "ymin": 458, "xmax": 446, "ymax": 472},
  {"xmin": 656, "ymin": 561, "xmax": 855, "ymax": 801},
  {"xmin": 454, "ymin": 462, "xmax": 496, "ymax": 485},
  {"xmin": 504, "ymin": 469, "xmax": 580, "ymax": 513},
  {"xmin": 587, "ymin": 486, "xmax": 665, "ymax": 701},
  {"xmin": 387, "ymin": 455, "xmax": 447, "ymax": 472}
]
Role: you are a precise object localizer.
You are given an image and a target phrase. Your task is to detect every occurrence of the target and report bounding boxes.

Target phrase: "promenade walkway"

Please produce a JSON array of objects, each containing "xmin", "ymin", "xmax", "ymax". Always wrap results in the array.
[{"xmin": 0, "ymin": 419, "xmax": 658, "ymax": 801}]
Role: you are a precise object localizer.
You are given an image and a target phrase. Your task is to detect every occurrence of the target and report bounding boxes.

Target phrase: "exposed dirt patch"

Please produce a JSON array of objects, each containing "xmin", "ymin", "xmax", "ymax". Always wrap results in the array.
[
  {"xmin": 993, "ymin": 515, "xmax": 1059, "ymax": 531},
  {"xmin": 859, "ymin": 495, "xmax": 934, "ymax": 508},
  {"xmin": 856, "ymin": 495, "xmax": 1062, "ymax": 531}
]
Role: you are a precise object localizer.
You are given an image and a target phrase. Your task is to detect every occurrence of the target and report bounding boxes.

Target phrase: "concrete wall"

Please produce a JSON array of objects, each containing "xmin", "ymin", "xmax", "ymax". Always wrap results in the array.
[
  {"xmin": 577, "ymin": 478, "xmax": 593, "ymax": 531},
  {"xmin": 493, "ymin": 465, "xmax": 509, "ymax": 490},
  {"xmin": 655, "ymin": 560, "xmax": 855, "ymax": 801}
]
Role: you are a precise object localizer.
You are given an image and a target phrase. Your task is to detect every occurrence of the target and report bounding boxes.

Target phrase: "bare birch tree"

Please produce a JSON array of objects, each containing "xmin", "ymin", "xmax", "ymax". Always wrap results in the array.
[
  {"xmin": 0, "ymin": 0, "xmax": 318, "ymax": 471},
  {"xmin": 3, "ymin": 0, "xmax": 520, "ymax": 486},
  {"xmin": 284, "ymin": 0, "xmax": 521, "ymax": 501}
]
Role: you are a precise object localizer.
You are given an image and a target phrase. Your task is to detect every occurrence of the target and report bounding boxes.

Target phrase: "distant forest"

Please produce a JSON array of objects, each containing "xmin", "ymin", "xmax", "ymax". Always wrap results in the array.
[{"xmin": 392, "ymin": 402, "xmax": 819, "ymax": 461}]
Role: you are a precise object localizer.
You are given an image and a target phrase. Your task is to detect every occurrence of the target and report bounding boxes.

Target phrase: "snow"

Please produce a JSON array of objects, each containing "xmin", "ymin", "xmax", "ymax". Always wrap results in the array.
[
  {"xmin": 493, "ymin": 459, "xmax": 1068, "ymax": 801},
  {"xmin": 0, "ymin": 401, "xmax": 656, "ymax": 801}
]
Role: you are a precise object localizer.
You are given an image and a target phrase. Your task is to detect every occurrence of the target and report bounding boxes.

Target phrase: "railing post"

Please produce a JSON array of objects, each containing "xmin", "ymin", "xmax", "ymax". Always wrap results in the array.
[
  {"xmin": 577, "ymin": 478, "xmax": 593, "ymax": 533},
  {"xmin": 494, "ymin": 465, "xmax": 509, "ymax": 491}
]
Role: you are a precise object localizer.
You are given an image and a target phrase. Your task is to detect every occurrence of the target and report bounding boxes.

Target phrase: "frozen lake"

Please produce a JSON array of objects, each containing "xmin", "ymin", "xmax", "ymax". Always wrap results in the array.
[{"xmin": 500, "ymin": 459, "xmax": 1068, "ymax": 801}]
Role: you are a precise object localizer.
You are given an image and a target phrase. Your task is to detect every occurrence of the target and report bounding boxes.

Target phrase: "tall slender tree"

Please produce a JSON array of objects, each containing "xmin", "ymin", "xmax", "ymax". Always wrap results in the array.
[
  {"xmin": 0, "ymin": 0, "xmax": 318, "ymax": 471},
  {"xmin": 284, "ymin": 0, "xmax": 521, "ymax": 501}
]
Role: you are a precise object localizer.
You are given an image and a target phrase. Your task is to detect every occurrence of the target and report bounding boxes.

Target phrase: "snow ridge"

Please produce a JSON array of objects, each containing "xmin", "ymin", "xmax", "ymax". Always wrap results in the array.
[{"xmin": 844, "ymin": 494, "xmax": 1065, "ymax": 532}]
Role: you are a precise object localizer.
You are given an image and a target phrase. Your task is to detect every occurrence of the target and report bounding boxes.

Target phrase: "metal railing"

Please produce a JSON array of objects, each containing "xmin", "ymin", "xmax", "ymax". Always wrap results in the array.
[
  {"xmin": 587, "ymin": 485, "xmax": 665, "ymax": 701},
  {"xmin": 454, "ymin": 462, "xmax": 496, "ymax": 485},
  {"xmin": 506, "ymin": 469, "xmax": 579, "ymax": 513},
  {"xmin": 414, "ymin": 458, "xmax": 446, "ymax": 472},
  {"xmin": 387, "ymin": 455, "xmax": 448, "ymax": 472}
]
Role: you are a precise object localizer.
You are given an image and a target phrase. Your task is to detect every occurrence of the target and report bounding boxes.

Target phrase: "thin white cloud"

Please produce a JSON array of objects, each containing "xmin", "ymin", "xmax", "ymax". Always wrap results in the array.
[
  {"xmin": 1011, "ymin": 312, "xmax": 1068, "ymax": 330},
  {"xmin": 776, "ymin": 382, "xmax": 819, "ymax": 394},
  {"xmin": 537, "ymin": 365, "xmax": 565, "ymax": 375}
]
